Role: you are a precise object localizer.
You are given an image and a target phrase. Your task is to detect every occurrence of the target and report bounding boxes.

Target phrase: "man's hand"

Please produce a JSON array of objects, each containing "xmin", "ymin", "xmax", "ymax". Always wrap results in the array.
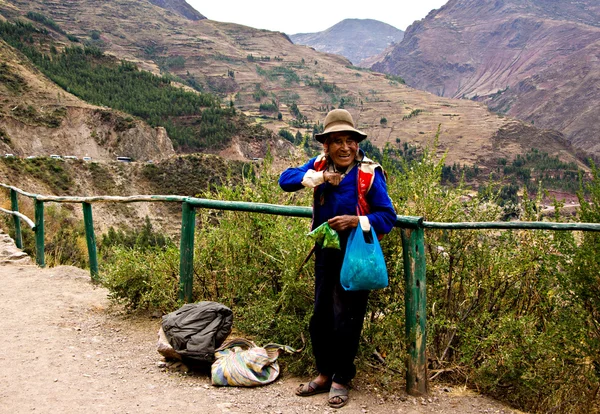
[
  {"xmin": 328, "ymin": 215, "xmax": 359, "ymax": 231},
  {"xmin": 323, "ymin": 171, "xmax": 343, "ymax": 186}
]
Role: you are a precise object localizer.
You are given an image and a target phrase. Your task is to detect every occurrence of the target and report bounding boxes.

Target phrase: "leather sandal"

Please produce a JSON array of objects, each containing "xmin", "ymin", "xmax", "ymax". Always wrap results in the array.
[
  {"xmin": 328, "ymin": 385, "xmax": 349, "ymax": 408},
  {"xmin": 295, "ymin": 380, "xmax": 331, "ymax": 397}
]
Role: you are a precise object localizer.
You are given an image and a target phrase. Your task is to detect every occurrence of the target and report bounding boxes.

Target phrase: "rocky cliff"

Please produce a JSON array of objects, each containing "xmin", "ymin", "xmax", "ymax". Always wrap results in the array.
[
  {"xmin": 371, "ymin": 0, "xmax": 600, "ymax": 158},
  {"xmin": 0, "ymin": 40, "xmax": 174, "ymax": 161}
]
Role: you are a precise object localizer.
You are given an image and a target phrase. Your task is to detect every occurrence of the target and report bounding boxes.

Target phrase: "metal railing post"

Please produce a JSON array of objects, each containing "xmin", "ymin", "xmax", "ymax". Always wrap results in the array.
[
  {"xmin": 34, "ymin": 199, "xmax": 45, "ymax": 267},
  {"xmin": 10, "ymin": 189, "xmax": 22, "ymax": 249},
  {"xmin": 82, "ymin": 202, "xmax": 99, "ymax": 282},
  {"xmin": 179, "ymin": 202, "xmax": 196, "ymax": 303},
  {"xmin": 401, "ymin": 222, "xmax": 428, "ymax": 396}
]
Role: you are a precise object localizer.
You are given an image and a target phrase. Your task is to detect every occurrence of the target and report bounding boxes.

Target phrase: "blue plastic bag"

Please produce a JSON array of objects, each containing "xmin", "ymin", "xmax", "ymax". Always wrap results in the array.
[{"xmin": 340, "ymin": 227, "xmax": 388, "ymax": 291}]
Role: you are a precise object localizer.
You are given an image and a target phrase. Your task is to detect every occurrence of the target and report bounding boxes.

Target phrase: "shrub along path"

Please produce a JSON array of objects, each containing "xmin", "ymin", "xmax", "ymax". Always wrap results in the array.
[{"xmin": 0, "ymin": 230, "xmax": 520, "ymax": 413}]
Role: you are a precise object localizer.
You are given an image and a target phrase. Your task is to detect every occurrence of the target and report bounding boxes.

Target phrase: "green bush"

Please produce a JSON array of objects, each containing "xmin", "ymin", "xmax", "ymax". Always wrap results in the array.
[
  {"xmin": 0, "ymin": 62, "xmax": 27, "ymax": 93},
  {"xmin": 256, "ymin": 65, "xmax": 300, "ymax": 85},
  {"xmin": 403, "ymin": 109, "xmax": 424, "ymax": 120},
  {"xmin": 252, "ymin": 84, "xmax": 268, "ymax": 101},
  {"xmin": 385, "ymin": 73, "xmax": 406, "ymax": 84},
  {"xmin": 259, "ymin": 100, "xmax": 278, "ymax": 113},
  {"xmin": 43, "ymin": 205, "xmax": 88, "ymax": 267},
  {"xmin": 97, "ymin": 140, "xmax": 599, "ymax": 411},
  {"xmin": 100, "ymin": 245, "xmax": 181, "ymax": 312},
  {"xmin": 278, "ymin": 129, "xmax": 294, "ymax": 143},
  {"xmin": 1, "ymin": 157, "xmax": 73, "ymax": 193},
  {"xmin": 100, "ymin": 216, "xmax": 171, "ymax": 254},
  {"xmin": 26, "ymin": 11, "xmax": 64, "ymax": 34}
]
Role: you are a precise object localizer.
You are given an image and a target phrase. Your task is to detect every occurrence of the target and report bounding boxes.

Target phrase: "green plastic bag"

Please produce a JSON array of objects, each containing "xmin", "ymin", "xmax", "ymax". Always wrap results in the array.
[{"xmin": 307, "ymin": 222, "xmax": 341, "ymax": 250}]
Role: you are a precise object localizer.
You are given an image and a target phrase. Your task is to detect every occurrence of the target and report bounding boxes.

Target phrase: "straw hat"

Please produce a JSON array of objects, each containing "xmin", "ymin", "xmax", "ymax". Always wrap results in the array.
[{"xmin": 314, "ymin": 109, "xmax": 367, "ymax": 143}]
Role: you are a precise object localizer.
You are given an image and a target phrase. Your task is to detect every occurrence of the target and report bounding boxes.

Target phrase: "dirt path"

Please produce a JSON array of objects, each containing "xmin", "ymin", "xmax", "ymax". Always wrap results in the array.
[{"xmin": 0, "ymin": 231, "xmax": 521, "ymax": 413}]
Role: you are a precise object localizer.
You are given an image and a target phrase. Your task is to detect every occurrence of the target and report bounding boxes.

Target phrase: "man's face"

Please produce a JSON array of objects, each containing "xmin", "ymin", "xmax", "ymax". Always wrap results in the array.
[{"xmin": 324, "ymin": 132, "xmax": 358, "ymax": 169}]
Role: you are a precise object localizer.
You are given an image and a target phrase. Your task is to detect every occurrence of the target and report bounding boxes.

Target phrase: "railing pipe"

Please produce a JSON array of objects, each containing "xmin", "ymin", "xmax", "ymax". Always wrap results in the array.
[
  {"xmin": 0, "ymin": 183, "xmax": 38, "ymax": 198},
  {"xmin": 10, "ymin": 189, "xmax": 23, "ymax": 249},
  {"xmin": 179, "ymin": 202, "xmax": 196, "ymax": 303},
  {"xmin": 34, "ymin": 199, "xmax": 45, "ymax": 268},
  {"xmin": 9, "ymin": 190, "xmax": 314, "ymax": 219},
  {"xmin": 0, "ymin": 208, "xmax": 35, "ymax": 229},
  {"xmin": 396, "ymin": 215, "xmax": 424, "ymax": 229},
  {"xmin": 34, "ymin": 194, "xmax": 188, "ymax": 203},
  {"xmin": 184, "ymin": 198, "xmax": 313, "ymax": 218},
  {"xmin": 401, "ymin": 221, "xmax": 428, "ymax": 396},
  {"xmin": 423, "ymin": 220, "xmax": 600, "ymax": 232},
  {"xmin": 7, "ymin": 186, "xmax": 600, "ymax": 233},
  {"xmin": 82, "ymin": 203, "xmax": 99, "ymax": 282}
]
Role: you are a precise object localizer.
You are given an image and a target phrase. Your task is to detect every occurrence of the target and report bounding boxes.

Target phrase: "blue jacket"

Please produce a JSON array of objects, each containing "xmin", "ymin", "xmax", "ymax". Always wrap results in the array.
[{"xmin": 278, "ymin": 154, "xmax": 396, "ymax": 236}]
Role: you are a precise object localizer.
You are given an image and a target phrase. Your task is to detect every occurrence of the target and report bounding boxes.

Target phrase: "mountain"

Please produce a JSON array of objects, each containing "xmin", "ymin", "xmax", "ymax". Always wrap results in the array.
[
  {"xmin": 371, "ymin": 0, "xmax": 600, "ymax": 158},
  {"xmin": 289, "ymin": 19, "xmax": 404, "ymax": 66},
  {"xmin": 148, "ymin": 0, "xmax": 205, "ymax": 21},
  {"xmin": 0, "ymin": 0, "xmax": 587, "ymax": 175}
]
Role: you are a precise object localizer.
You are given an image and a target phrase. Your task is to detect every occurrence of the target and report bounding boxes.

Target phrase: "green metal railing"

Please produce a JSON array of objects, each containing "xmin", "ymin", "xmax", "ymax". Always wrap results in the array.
[{"xmin": 2, "ymin": 182, "xmax": 600, "ymax": 397}]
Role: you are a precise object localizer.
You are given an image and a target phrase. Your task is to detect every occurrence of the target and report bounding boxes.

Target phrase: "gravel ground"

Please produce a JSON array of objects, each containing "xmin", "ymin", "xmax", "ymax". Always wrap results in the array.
[{"xmin": 0, "ymin": 230, "xmax": 523, "ymax": 413}]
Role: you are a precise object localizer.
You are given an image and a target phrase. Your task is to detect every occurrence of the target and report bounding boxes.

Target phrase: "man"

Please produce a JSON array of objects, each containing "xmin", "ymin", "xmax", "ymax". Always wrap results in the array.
[{"xmin": 279, "ymin": 109, "xmax": 396, "ymax": 408}]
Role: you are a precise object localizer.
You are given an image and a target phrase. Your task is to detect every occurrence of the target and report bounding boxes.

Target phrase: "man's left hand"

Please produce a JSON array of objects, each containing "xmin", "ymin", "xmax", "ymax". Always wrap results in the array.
[{"xmin": 328, "ymin": 215, "xmax": 359, "ymax": 231}]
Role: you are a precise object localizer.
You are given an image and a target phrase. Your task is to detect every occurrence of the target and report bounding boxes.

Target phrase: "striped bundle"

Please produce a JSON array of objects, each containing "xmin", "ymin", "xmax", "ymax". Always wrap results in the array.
[{"xmin": 211, "ymin": 338, "xmax": 298, "ymax": 387}]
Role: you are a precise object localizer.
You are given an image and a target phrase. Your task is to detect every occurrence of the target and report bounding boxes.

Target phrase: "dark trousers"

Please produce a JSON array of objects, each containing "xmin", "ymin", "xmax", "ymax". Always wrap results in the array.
[{"xmin": 309, "ymin": 245, "xmax": 369, "ymax": 385}]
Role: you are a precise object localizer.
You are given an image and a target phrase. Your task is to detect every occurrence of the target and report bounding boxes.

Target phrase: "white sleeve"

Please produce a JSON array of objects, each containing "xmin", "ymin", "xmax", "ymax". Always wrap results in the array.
[
  {"xmin": 358, "ymin": 216, "xmax": 371, "ymax": 232},
  {"xmin": 301, "ymin": 169, "xmax": 325, "ymax": 188}
]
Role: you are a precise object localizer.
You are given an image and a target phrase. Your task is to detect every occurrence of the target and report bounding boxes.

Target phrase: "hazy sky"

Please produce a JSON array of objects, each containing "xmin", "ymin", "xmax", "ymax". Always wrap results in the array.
[{"xmin": 186, "ymin": 0, "xmax": 449, "ymax": 34}]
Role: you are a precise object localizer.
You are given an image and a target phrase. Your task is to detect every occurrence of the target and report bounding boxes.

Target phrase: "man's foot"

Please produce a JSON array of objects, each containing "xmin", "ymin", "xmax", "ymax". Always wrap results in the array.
[
  {"xmin": 328, "ymin": 384, "xmax": 349, "ymax": 408},
  {"xmin": 295, "ymin": 378, "xmax": 331, "ymax": 397}
]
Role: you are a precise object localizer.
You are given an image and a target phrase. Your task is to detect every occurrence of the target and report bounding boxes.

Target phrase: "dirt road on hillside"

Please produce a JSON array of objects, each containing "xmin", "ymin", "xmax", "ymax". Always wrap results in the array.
[{"xmin": 0, "ymin": 231, "xmax": 521, "ymax": 414}]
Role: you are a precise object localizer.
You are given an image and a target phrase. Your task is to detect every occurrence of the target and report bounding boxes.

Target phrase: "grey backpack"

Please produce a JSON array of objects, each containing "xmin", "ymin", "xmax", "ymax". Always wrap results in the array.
[{"xmin": 161, "ymin": 301, "xmax": 233, "ymax": 362}]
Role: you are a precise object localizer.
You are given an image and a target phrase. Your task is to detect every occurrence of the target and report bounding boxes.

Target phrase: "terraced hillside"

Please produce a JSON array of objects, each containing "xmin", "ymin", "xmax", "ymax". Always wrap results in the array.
[{"xmin": 0, "ymin": 0, "xmax": 586, "ymax": 173}]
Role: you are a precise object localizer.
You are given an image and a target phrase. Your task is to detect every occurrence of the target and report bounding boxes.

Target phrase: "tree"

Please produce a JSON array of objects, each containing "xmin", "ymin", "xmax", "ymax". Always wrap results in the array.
[{"xmin": 278, "ymin": 129, "xmax": 294, "ymax": 143}]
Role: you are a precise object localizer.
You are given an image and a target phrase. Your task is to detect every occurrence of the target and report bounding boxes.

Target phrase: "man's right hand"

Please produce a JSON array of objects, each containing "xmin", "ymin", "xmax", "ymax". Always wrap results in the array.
[{"xmin": 324, "ymin": 171, "xmax": 342, "ymax": 186}]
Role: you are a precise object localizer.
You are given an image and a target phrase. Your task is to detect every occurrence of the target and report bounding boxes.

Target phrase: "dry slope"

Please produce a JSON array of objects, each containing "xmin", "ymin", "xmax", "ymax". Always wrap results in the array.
[
  {"xmin": 0, "ymin": 0, "xmax": 586, "ymax": 170},
  {"xmin": 371, "ymin": 0, "xmax": 600, "ymax": 158},
  {"xmin": 0, "ymin": 39, "xmax": 174, "ymax": 161}
]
